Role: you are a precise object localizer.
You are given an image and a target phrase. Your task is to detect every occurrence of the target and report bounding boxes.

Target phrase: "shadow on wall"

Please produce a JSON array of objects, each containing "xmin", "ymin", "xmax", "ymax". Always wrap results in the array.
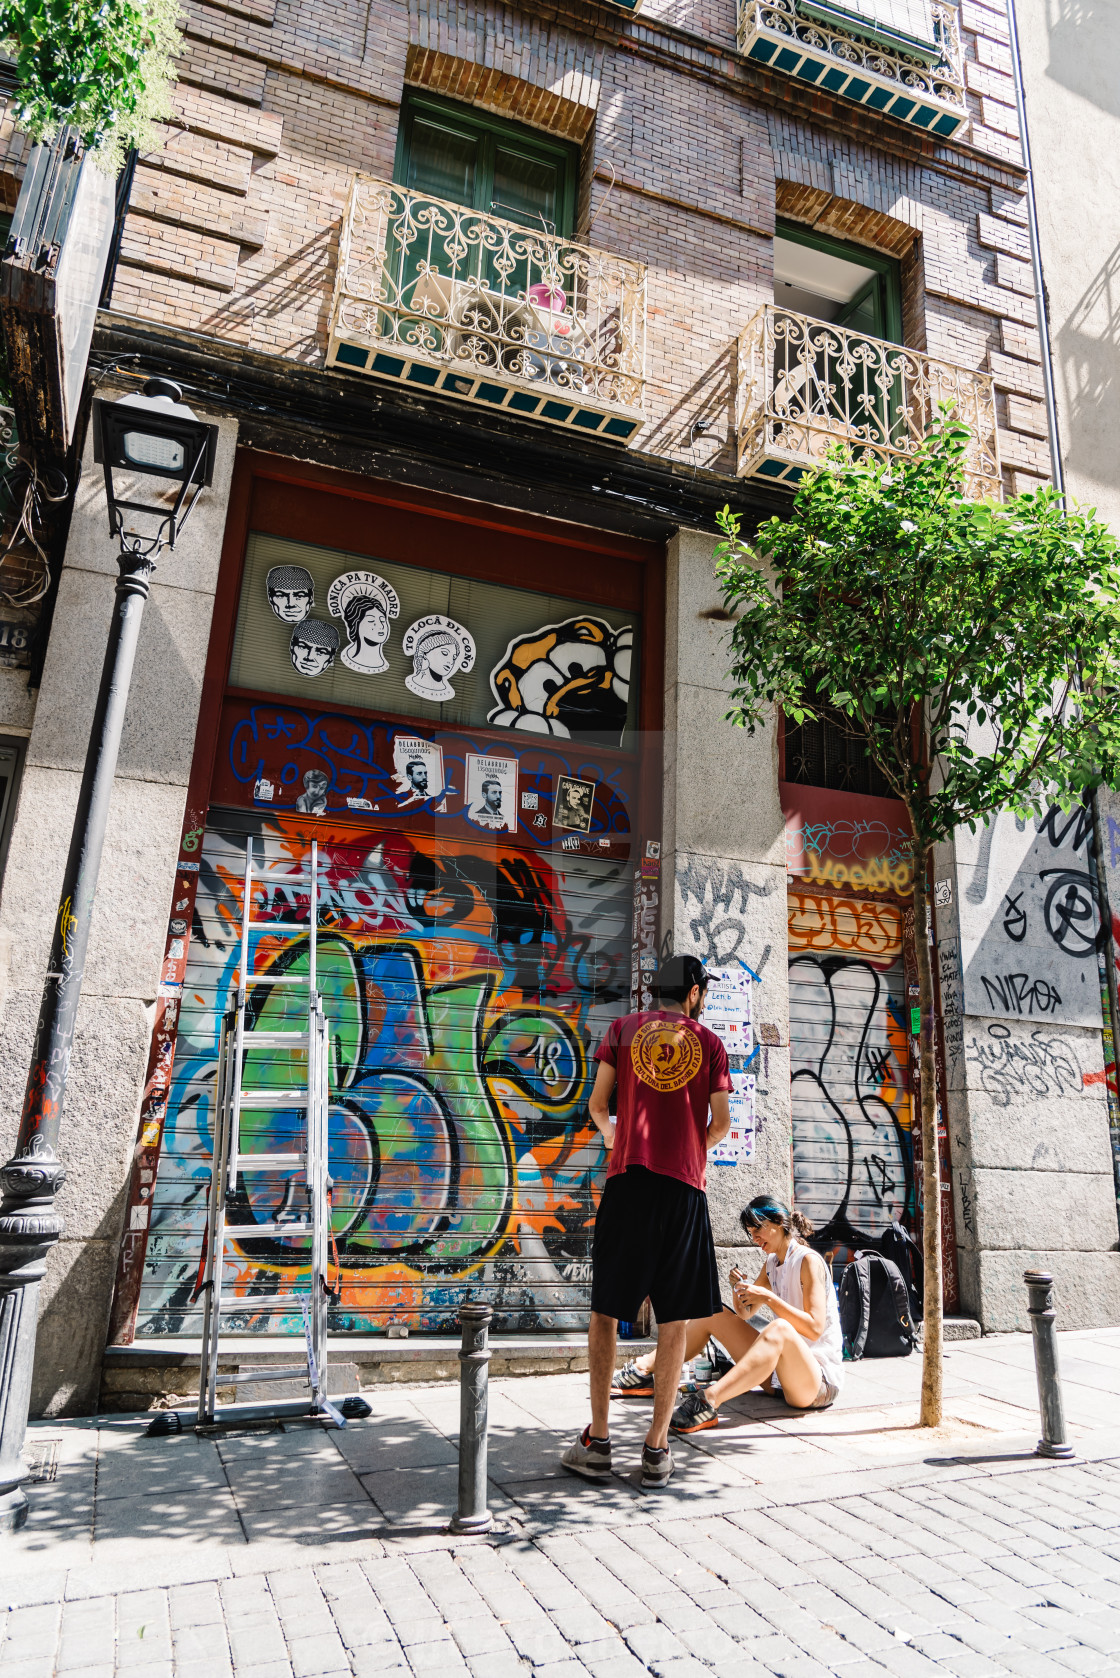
[
  {"xmin": 1056, "ymin": 240, "xmax": 1120, "ymax": 490},
  {"xmin": 1045, "ymin": 0, "xmax": 1120, "ymax": 121},
  {"xmin": 32, "ymin": 1189, "xmax": 130, "ymax": 1418},
  {"xmin": 640, "ymin": 340, "xmax": 737, "ymax": 472}
]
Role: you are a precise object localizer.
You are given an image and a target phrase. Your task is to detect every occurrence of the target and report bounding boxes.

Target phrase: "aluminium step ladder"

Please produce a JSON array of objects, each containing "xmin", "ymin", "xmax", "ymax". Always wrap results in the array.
[{"xmin": 194, "ymin": 837, "xmax": 361, "ymax": 1427}]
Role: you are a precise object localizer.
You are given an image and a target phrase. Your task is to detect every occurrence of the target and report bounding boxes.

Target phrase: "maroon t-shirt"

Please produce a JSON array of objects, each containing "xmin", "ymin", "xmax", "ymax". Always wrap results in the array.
[{"xmin": 594, "ymin": 1009, "xmax": 732, "ymax": 1192}]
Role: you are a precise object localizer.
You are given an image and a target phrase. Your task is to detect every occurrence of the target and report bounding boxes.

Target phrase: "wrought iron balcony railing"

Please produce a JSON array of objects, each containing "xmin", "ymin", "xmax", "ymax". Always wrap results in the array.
[
  {"xmin": 738, "ymin": 0, "xmax": 967, "ymax": 139},
  {"xmin": 736, "ymin": 305, "xmax": 1001, "ymax": 499},
  {"xmin": 327, "ymin": 177, "xmax": 647, "ymax": 444}
]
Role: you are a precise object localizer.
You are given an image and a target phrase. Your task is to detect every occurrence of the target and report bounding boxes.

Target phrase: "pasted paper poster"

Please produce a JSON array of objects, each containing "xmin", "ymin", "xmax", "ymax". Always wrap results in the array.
[
  {"xmin": 704, "ymin": 967, "xmax": 753, "ymax": 1058},
  {"xmin": 711, "ymin": 1071, "xmax": 755, "ymax": 1165}
]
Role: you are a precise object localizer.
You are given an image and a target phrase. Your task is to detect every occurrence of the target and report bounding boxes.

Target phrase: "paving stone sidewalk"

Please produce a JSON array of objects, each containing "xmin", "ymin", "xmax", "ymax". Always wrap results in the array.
[{"xmin": 5, "ymin": 1327, "xmax": 1120, "ymax": 1678}]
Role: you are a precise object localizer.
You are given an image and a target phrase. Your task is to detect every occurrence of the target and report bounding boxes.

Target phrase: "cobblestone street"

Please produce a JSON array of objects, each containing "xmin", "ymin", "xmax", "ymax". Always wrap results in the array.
[{"xmin": 4, "ymin": 1330, "xmax": 1120, "ymax": 1678}]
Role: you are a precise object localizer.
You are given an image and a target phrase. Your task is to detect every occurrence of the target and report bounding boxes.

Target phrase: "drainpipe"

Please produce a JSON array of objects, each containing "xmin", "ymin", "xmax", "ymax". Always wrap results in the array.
[{"xmin": 1006, "ymin": 0, "xmax": 1120, "ymax": 1230}]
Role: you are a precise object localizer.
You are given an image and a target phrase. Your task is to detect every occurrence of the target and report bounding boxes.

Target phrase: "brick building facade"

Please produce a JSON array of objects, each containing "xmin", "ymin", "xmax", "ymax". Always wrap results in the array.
[{"xmin": 1, "ymin": 0, "xmax": 1116, "ymax": 1417}]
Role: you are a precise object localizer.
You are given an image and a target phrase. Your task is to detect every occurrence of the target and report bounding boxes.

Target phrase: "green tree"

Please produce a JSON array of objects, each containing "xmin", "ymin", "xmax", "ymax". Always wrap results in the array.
[
  {"xmin": 0, "ymin": 0, "xmax": 181, "ymax": 168},
  {"xmin": 715, "ymin": 417, "xmax": 1120, "ymax": 1425}
]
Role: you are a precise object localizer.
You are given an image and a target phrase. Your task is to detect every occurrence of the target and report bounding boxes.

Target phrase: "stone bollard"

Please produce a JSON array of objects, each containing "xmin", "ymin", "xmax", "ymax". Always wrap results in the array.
[
  {"xmin": 450, "ymin": 1303, "xmax": 494, "ymax": 1534},
  {"xmin": 1023, "ymin": 1270, "xmax": 1075, "ymax": 1460}
]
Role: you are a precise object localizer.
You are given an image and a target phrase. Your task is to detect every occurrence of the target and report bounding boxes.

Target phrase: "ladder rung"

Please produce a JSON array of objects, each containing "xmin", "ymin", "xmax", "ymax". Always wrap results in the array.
[
  {"xmin": 233, "ymin": 1152, "xmax": 306, "ymax": 1167},
  {"xmin": 247, "ymin": 920, "xmax": 312, "ymax": 930},
  {"xmin": 243, "ymin": 1032, "xmax": 309, "ymax": 1045},
  {"xmin": 224, "ymin": 1222, "xmax": 312, "ymax": 1237},
  {"xmin": 237, "ymin": 1091, "xmax": 308, "ymax": 1107},
  {"xmin": 221, "ymin": 1367, "xmax": 311, "ymax": 1385},
  {"xmin": 248, "ymin": 870, "xmax": 322, "ymax": 882},
  {"xmin": 247, "ymin": 975, "xmax": 310, "ymax": 986},
  {"xmin": 214, "ymin": 1293, "xmax": 313, "ymax": 1310}
]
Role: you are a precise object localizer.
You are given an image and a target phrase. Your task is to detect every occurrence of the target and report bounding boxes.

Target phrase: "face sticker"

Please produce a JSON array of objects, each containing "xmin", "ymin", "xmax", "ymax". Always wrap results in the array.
[{"xmin": 401, "ymin": 615, "xmax": 476, "ymax": 703}]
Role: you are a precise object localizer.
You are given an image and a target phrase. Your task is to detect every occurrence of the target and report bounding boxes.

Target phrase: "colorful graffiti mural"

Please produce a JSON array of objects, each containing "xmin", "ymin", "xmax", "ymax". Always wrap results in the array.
[
  {"xmin": 132, "ymin": 817, "xmax": 632, "ymax": 1336},
  {"xmin": 783, "ymin": 784, "xmax": 914, "ymax": 897},
  {"xmin": 788, "ymin": 891, "xmax": 915, "ymax": 1245}
]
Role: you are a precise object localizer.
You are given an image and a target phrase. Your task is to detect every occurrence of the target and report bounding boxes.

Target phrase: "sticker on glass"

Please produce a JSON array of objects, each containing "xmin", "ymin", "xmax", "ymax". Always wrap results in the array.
[
  {"xmin": 289, "ymin": 619, "xmax": 339, "ymax": 678},
  {"xmin": 488, "ymin": 617, "xmax": 633, "ymax": 743},
  {"xmin": 393, "ymin": 735, "xmax": 445, "ymax": 805},
  {"xmin": 327, "ymin": 570, "xmax": 401, "ymax": 675},
  {"xmin": 401, "ymin": 615, "xmax": 476, "ymax": 703},
  {"xmin": 465, "ymin": 753, "xmax": 516, "ymax": 833},
  {"xmin": 266, "ymin": 564, "xmax": 314, "ymax": 624},
  {"xmin": 553, "ymin": 774, "xmax": 595, "ymax": 834}
]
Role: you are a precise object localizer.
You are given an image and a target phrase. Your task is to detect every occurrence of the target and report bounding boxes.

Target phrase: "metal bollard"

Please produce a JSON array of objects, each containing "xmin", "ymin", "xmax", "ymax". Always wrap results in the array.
[
  {"xmin": 1024, "ymin": 1270, "xmax": 1075, "ymax": 1460},
  {"xmin": 450, "ymin": 1303, "xmax": 494, "ymax": 1534}
]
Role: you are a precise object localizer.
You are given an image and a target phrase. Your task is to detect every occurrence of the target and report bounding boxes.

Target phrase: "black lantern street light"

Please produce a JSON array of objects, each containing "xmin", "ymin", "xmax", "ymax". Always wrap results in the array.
[{"xmin": 0, "ymin": 380, "xmax": 219, "ymax": 1532}]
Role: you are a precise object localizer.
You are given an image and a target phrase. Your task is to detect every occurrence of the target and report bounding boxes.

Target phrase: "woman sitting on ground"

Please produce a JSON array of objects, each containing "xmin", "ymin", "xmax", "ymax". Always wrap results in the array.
[{"xmin": 612, "ymin": 1196, "xmax": 844, "ymax": 1430}]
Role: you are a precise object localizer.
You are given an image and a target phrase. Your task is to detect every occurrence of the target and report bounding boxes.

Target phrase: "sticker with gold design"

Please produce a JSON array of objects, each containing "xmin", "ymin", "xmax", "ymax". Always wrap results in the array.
[{"xmin": 630, "ymin": 1018, "xmax": 703, "ymax": 1092}]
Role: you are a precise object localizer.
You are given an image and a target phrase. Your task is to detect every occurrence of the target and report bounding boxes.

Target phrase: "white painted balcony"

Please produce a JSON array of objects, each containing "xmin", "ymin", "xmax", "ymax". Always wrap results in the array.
[
  {"xmin": 327, "ymin": 177, "xmax": 647, "ymax": 445},
  {"xmin": 736, "ymin": 305, "xmax": 1001, "ymax": 499},
  {"xmin": 738, "ymin": 0, "xmax": 967, "ymax": 140}
]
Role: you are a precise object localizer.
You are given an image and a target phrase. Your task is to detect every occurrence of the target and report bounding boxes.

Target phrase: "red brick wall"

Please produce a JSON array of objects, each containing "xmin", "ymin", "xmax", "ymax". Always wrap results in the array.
[{"xmin": 106, "ymin": 0, "xmax": 1048, "ymax": 493}]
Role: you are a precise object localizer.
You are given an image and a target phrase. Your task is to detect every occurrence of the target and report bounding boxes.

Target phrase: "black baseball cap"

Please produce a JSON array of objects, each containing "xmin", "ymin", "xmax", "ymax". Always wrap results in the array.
[{"xmin": 654, "ymin": 954, "xmax": 710, "ymax": 1003}]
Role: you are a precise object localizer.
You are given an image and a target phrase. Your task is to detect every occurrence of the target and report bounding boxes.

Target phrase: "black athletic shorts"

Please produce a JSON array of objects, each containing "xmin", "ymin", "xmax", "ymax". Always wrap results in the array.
[{"xmin": 590, "ymin": 1165, "xmax": 722, "ymax": 1324}]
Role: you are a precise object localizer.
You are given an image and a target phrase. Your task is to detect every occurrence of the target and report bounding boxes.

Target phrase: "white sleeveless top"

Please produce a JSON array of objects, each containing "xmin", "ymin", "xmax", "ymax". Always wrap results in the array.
[{"xmin": 764, "ymin": 1240, "xmax": 845, "ymax": 1390}]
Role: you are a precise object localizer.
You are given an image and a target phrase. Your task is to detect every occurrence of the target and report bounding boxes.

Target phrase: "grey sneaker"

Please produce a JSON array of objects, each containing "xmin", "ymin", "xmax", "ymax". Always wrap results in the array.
[
  {"xmin": 561, "ymin": 1426, "xmax": 612, "ymax": 1481},
  {"xmin": 640, "ymin": 1442, "xmax": 674, "ymax": 1489}
]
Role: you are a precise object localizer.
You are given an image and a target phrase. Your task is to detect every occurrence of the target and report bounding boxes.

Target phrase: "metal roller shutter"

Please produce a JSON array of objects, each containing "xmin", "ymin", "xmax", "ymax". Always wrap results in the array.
[
  {"xmin": 136, "ymin": 810, "xmax": 633, "ymax": 1337},
  {"xmin": 788, "ymin": 890, "xmax": 915, "ymax": 1246}
]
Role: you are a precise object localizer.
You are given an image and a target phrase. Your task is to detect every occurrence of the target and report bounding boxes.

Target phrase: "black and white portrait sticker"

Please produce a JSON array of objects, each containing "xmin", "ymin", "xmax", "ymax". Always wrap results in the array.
[
  {"xmin": 553, "ymin": 775, "xmax": 595, "ymax": 833},
  {"xmin": 266, "ymin": 564, "xmax": 314, "ymax": 623},
  {"xmin": 393, "ymin": 735, "xmax": 444, "ymax": 805},
  {"xmin": 295, "ymin": 768, "xmax": 330, "ymax": 815},
  {"xmin": 488, "ymin": 616, "xmax": 633, "ymax": 744},
  {"xmin": 402, "ymin": 615, "xmax": 476, "ymax": 703},
  {"xmin": 327, "ymin": 570, "xmax": 401, "ymax": 675},
  {"xmin": 289, "ymin": 619, "xmax": 340, "ymax": 678},
  {"xmin": 465, "ymin": 754, "xmax": 516, "ymax": 834}
]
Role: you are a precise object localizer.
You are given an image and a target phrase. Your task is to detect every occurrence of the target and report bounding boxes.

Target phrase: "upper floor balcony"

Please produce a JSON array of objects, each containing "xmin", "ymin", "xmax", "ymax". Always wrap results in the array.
[
  {"xmin": 736, "ymin": 304, "xmax": 1001, "ymax": 499},
  {"xmin": 738, "ymin": 0, "xmax": 967, "ymax": 140},
  {"xmin": 327, "ymin": 177, "xmax": 647, "ymax": 445}
]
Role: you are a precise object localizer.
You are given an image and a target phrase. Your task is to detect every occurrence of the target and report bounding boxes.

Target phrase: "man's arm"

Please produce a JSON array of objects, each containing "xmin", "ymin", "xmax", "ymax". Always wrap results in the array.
[
  {"xmin": 588, "ymin": 1060, "xmax": 616, "ymax": 1150},
  {"xmin": 706, "ymin": 1089, "xmax": 731, "ymax": 1149}
]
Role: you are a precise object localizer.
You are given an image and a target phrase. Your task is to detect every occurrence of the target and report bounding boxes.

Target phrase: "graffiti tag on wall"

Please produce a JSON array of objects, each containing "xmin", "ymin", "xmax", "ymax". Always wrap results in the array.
[{"xmin": 959, "ymin": 803, "xmax": 1104, "ymax": 1028}]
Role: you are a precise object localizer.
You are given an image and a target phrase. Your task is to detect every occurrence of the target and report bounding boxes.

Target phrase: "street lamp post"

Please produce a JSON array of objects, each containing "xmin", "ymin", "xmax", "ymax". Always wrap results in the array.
[{"xmin": 0, "ymin": 380, "xmax": 218, "ymax": 1531}]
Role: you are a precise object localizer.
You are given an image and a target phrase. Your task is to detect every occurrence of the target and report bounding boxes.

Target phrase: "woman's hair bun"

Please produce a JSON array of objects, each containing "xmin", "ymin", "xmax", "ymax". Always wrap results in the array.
[{"xmin": 790, "ymin": 1210, "xmax": 815, "ymax": 1238}]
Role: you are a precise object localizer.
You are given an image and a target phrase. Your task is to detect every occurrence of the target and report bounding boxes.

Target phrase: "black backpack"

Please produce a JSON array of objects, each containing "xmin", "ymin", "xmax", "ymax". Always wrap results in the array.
[
  {"xmin": 838, "ymin": 1251, "xmax": 915, "ymax": 1359},
  {"xmin": 878, "ymin": 1223, "xmax": 924, "ymax": 1323}
]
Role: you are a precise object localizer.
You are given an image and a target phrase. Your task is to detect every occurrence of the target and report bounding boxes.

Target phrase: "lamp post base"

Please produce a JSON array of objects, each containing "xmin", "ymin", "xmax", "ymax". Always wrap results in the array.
[{"xmin": 0, "ymin": 1144, "xmax": 65, "ymax": 1536}]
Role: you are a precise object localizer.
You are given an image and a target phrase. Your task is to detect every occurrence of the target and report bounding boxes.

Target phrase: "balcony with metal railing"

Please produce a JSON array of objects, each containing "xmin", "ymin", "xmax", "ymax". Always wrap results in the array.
[
  {"xmin": 738, "ymin": 0, "xmax": 967, "ymax": 140},
  {"xmin": 326, "ymin": 177, "xmax": 647, "ymax": 445},
  {"xmin": 736, "ymin": 305, "xmax": 1001, "ymax": 499}
]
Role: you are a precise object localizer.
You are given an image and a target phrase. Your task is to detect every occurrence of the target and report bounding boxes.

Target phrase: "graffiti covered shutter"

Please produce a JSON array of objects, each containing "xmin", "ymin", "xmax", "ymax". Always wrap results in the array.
[
  {"xmin": 136, "ymin": 799, "xmax": 633, "ymax": 1336},
  {"xmin": 788, "ymin": 891, "xmax": 915, "ymax": 1245}
]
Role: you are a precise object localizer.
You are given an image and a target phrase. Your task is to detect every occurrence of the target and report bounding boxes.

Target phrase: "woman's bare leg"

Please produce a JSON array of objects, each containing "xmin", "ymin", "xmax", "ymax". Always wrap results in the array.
[
  {"xmin": 630, "ymin": 1307, "xmax": 753, "ymax": 1376},
  {"xmin": 703, "ymin": 1319, "xmax": 824, "ymax": 1410}
]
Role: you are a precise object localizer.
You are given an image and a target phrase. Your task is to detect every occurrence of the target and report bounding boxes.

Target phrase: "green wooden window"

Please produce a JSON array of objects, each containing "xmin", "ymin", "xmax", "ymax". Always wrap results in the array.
[
  {"xmin": 775, "ymin": 220, "xmax": 903, "ymax": 343},
  {"xmin": 797, "ymin": 0, "xmax": 941, "ymax": 61},
  {"xmin": 394, "ymin": 94, "xmax": 579, "ymax": 238}
]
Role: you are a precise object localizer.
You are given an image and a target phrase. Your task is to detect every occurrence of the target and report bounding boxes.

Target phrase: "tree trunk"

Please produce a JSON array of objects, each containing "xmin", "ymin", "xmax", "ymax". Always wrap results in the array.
[{"xmin": 910, "ymin": 846, "xmax": 943, "ymax": 1428}]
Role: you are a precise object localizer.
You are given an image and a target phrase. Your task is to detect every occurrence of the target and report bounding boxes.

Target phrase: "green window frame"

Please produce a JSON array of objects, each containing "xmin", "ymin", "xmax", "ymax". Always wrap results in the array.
[
  {"xmin": 393, "ymin": 93, "xmax": 579, "ymax": 238},
  {"xmin": 776, "ymin": 218, "xmax": 903, "ymax": 344}
]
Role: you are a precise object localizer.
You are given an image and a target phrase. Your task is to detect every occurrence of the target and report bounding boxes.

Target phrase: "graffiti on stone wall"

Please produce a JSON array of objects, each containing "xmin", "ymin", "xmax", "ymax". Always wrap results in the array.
[
  {"xmin": 964, "ymin": 1021, "xmax": 1082, "ymax": 1109},
  {"xmin": 675, "ymin": 856, "xmax": 779, "ymax": 972},
  {"xmin": 960, "ymin": 802, "xmax": 1105, "ymax": 1028},
  {"xmin": 136, "ymin": 819, "xmax": 632, "ymax": 1335},
  {"xmin": 788, "ymin": 894, "xmax": 914, "ymax": 1243}
]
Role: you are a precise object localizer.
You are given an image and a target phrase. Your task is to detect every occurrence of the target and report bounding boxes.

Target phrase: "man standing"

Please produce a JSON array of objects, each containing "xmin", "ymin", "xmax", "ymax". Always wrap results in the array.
[{"xmin": 562, "ymin": 954, "xmax": 731, "ymax": 1490}]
